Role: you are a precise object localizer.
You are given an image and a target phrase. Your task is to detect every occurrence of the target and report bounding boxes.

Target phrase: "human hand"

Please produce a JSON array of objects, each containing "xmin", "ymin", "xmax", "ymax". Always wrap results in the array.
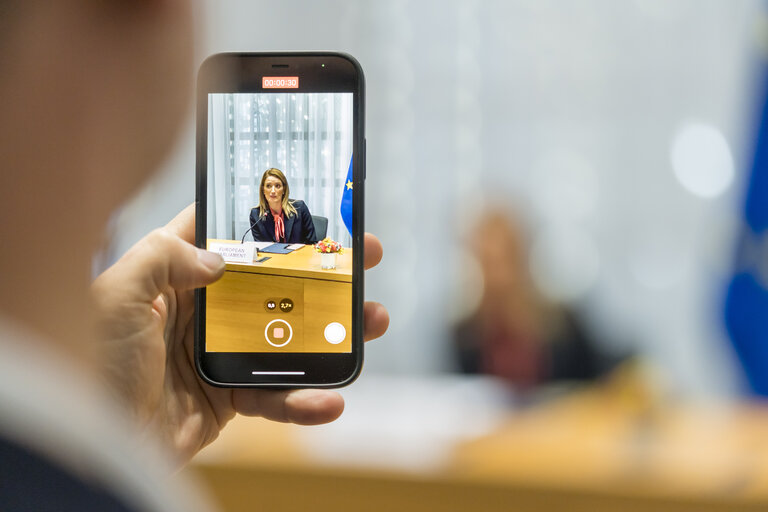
[{"xmin": 91, "ymin": 204, "xmax": 388, "ymax": 466}]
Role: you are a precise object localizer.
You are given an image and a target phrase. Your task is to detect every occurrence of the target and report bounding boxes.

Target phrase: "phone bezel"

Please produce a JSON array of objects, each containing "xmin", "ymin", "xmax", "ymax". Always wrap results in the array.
[{"xmin": 194, "ymin": 52, "xmax": 365, "ymax": 388}]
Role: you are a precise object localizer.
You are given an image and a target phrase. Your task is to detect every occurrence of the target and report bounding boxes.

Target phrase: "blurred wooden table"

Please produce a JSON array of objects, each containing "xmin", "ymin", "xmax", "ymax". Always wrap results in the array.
[{"xmin": 186, "ymin": 385, "xmax": 768, "ymax": 512}]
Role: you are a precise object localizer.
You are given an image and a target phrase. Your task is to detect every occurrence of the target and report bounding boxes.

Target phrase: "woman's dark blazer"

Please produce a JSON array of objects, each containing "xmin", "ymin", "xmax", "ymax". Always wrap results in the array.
[{"xmin": 249, "ymin": 199, "xmax": 318, "ymax": 244}]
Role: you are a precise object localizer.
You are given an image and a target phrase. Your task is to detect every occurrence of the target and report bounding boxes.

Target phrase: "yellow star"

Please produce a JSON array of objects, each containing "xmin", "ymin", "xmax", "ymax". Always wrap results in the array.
[{"xmin": 346, "ymin": 180, "xmax": 353, "ymax": 190}]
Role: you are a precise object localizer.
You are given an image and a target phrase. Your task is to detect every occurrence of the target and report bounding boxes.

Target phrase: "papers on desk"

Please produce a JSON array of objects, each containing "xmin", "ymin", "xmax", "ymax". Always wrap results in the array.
[
  {"xmin": 260, "ymin": 243, "xmax": 305, "ymax": 254},
  {"xmin": 240, "ymin": 241, "xmax": 274, "ymax": 261},
  {"xmin": 295, "ymin": 374, "xmax": 512, "ymax": 471}
]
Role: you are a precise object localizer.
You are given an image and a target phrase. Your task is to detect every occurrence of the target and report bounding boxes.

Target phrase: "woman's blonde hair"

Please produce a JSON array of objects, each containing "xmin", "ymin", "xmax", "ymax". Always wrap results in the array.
[{"xmin": 258, "ymin": 168, "xmax": 297, "ymax": 218}]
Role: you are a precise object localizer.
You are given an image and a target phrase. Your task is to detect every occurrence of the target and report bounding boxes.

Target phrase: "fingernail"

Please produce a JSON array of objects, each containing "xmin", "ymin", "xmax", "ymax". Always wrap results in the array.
[{"xmin": 197, "ymin": 249, "xmax": 225, "ymax": 272}]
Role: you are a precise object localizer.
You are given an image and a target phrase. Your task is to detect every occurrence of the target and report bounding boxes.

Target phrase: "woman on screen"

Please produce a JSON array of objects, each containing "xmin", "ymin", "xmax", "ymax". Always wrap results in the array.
[{"xmin": 250, "ymin": 168, "xmax": 318, "ymax": 244}]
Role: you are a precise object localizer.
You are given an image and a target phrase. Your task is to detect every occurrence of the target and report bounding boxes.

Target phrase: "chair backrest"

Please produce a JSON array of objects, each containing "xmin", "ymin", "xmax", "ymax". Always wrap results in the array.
[{"xmin": 312, "ymin": 215, "xmax": 328, "ymax": 240}]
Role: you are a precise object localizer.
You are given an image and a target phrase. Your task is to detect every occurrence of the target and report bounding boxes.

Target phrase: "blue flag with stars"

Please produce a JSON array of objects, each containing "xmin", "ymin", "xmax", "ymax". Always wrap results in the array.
[
  {"xmin": 724, "ymin": 61, "xmax": 768, "ymax": 395},
  {"xmin": 340, "ymin": 155, "xmax": 353, "ymax": 236}
]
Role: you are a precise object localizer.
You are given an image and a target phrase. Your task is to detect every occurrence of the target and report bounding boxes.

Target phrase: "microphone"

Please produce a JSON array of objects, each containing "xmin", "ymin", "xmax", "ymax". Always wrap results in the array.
[
  {"xmin": 240, "ymin": 221, "xmax": 260, "ymax": 259},
  {"xmin": 240, "ymin": 221, "xmax": 258, "ymax": 243}
]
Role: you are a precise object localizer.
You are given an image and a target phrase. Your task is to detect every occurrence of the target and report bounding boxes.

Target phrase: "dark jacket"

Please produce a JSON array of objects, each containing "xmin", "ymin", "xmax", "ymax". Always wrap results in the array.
[{"xmin": 249, "ymin": 199, "xmax": 318, "ymax": 244}]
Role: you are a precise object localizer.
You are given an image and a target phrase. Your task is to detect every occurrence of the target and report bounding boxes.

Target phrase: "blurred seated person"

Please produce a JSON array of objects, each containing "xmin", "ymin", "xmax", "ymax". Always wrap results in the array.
[
  {"xmin": 250, "ymin": 168, "xmax": 317, "ymax": 244},
  {"xmin": 453, "ymin": 209, "xmax": 625, "ymax": 393}
]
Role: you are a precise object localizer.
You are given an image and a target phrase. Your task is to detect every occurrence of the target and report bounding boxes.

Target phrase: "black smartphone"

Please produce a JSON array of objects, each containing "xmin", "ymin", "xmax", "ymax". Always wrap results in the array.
[{"xmin": 194, "ymin": 53, "xmax": 365, "ymax": 388}]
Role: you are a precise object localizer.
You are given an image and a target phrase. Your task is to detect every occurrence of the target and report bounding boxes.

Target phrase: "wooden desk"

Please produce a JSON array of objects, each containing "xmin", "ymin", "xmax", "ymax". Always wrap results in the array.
[
  {"xmin": 186, "ymin": 382, "xmax": 768, "ymax": 512},
  {"xmin": 205, "ymin": 241, "xmax": 352, "ymax": 353},
  {"xmin": 214, "ymin": 241, "xmax": 352, "ymax": 283}
]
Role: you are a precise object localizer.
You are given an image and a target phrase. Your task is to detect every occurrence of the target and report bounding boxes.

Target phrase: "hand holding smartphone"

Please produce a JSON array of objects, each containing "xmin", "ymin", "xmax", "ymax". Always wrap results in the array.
[{"xmin": 195, "ymin": 53, "xmax": 365, "ymax": 388}]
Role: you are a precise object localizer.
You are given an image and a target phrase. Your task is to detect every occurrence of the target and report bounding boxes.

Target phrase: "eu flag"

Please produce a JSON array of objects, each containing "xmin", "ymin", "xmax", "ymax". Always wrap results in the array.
[
  {"xmin": 724, "ymin": 65, "xmax": 768, "ymax": 396},
  {"xmin": 340, "ymin": 155, "xmax": 353, "ymax": 236}
]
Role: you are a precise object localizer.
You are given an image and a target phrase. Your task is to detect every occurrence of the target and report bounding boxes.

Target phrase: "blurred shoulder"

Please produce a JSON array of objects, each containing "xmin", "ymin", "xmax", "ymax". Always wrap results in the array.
[{"xmin": 0, "ymin": 318, "xmax": 213, "ymax": 512}]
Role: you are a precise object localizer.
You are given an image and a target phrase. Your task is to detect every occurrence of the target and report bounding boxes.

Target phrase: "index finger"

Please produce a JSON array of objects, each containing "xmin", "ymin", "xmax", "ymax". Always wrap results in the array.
[{"xmin": 364, "ymin": 233, "xmax": 383, "ymax": 270}]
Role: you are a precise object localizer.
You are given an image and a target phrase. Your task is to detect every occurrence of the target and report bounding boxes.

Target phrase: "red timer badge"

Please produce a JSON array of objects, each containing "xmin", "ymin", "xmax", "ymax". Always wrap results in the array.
[{"xmin": 262, "ymin": 76, "xmax": 299, "ymax": 89}]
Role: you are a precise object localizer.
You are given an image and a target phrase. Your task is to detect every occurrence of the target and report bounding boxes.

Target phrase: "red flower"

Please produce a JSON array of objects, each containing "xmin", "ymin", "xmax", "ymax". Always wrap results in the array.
[{"xmin": 314, "ymin": 238, "xmax": 344, "ymax": 254}]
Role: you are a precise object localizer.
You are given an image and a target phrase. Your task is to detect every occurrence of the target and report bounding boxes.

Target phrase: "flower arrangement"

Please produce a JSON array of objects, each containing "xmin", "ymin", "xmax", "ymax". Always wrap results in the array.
[{"xmin": 314, "ymin": 238, "xmax": 344, "ymax": 254}]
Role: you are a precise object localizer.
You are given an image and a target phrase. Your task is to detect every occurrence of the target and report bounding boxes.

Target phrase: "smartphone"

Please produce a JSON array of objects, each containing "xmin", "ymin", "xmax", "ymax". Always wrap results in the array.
[{"xmin": 194, "ymin": 53, "xmax": 365, "ymax": 388}]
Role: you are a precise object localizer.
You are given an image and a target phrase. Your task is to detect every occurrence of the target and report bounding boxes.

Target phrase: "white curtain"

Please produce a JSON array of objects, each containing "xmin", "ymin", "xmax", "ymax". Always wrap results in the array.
[{"xmin": 207, "ymin": 92, "xmax": 353, "ymax": 245}]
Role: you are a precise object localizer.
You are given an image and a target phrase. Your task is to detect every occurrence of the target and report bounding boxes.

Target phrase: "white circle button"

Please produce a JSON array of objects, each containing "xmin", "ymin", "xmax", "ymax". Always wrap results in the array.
[{"xmin": 324, "ymin": 322, "xmax": 346, "ymax": 344}]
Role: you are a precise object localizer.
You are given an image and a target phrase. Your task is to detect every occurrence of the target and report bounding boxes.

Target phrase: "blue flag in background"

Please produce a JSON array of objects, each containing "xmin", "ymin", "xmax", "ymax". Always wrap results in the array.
[
  {"xmin": 340, "ymin": 155, "xmax": 353, "ymax": 237},
  {"xmin": 724, "ymin": 65, "xmax": 768, "ymax": 396}
]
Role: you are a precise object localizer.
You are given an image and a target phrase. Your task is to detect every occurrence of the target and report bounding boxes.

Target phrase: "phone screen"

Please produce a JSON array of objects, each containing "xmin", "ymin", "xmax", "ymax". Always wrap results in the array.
[
  {"xmin": 205, "ymin": 91, "xmax": 353, "ymax": 354},
  {"xmin": 195, "ymin": 54, "xmax": 364, "ymax": 387}
]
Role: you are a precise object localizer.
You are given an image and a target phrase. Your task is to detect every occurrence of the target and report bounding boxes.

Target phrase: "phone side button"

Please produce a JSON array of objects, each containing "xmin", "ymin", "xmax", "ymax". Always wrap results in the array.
[{"xmin": 363, "ymin": 138, "xmax": 366, "ymax": 180}]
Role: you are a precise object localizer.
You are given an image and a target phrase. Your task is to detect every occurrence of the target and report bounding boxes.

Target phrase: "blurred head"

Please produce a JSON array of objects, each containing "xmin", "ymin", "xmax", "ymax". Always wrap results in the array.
[
  {"xmin": 259, "ymin": 168, "xmax": 296, "ymax": 217},
  {"xmin": 0, "ymin": 0, "xmax": 196, "ymax": 352},
  {"xmin": 0, "ymin": 0, "xmax": 195, "ymax": 233},
  {"xmin": 472, "ymin": 209, "xmax": 529, "ymax": 291},
  {"xmin": 468, "ymin": 208, "xmax": 544, "ymax": 328}
]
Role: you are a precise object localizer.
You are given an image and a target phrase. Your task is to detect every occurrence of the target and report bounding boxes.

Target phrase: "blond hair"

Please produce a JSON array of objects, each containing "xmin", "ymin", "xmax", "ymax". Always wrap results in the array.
[{"xmin": 257, "ymin": 168, "xmax": 297, "ymax": 218}]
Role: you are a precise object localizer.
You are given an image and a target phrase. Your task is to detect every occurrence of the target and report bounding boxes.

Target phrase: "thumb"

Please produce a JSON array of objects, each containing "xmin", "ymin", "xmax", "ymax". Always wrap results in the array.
[{"xmin": 97, "ymin": 228, "xmax": 225, "ymax": 304}]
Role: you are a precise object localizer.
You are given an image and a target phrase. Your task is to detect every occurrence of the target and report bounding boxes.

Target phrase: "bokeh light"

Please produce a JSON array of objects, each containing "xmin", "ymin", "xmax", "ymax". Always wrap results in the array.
[{"xmin": 671, "ymin": 122, "xmax": 734, "ymax": 199}]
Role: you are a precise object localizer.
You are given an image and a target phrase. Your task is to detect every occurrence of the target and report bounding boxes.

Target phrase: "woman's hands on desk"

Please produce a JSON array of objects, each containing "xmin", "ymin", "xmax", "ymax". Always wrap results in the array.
[{"xmin": 91, "ymin": 204, "xmax": 389, "ymax": 467}]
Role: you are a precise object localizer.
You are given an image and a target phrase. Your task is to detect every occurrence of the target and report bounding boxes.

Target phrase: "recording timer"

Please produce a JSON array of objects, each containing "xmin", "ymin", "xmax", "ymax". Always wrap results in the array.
[{"xmin": 262, "ymin": 76, "xmax": 299, "ymax": 89}]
